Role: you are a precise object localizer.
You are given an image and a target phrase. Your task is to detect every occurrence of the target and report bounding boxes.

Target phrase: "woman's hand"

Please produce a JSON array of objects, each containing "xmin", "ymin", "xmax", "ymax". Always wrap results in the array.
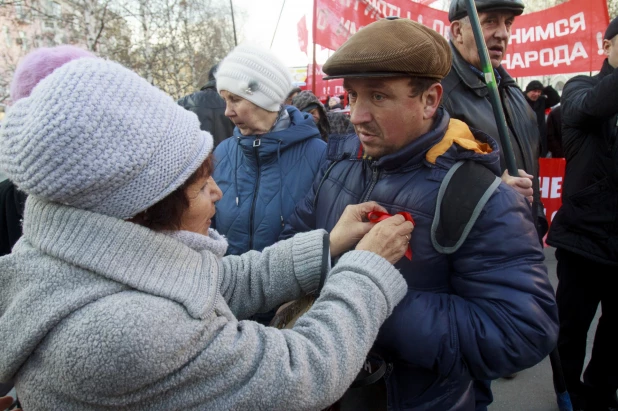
[
  {"xmin": 355, "ymin": 214, "xmax": 415, "ymax": 265},
  {"xmin": 329, "ymin": 202, "xmax": 388, "ymax": 258}
]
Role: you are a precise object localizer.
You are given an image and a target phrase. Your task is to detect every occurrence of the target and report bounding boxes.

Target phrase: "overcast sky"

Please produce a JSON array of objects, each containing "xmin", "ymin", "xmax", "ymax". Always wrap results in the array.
[
  {"xmin": 232, "ymin": 0, "xmax": 317, "ymax": 67},
  {"xmin": 229, "ymin": 0, "xmax": 450, "ymax": 68}
]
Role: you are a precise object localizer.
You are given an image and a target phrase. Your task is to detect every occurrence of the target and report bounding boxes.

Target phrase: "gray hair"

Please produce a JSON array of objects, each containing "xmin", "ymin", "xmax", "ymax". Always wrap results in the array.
[{"xmin": 458, "ymin": 16, "xmax": 470, "ymax": 25}]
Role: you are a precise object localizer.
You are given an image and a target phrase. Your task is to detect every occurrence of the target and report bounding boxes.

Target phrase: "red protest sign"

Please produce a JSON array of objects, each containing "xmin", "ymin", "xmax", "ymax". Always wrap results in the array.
[
  {"xmin": 538, "ymin": 158, "xmax": 566, "ymax": 227},
  {"xmin": 314, "ymin": 0, "xmax": 450, "ymax": 51},
  {"xmin": 504, "ymin": 0, "xmax": 609, "ymax": 76},
  {"xmin": 312, "ymin": 0, "xmax": 609, "ymax": 77}
]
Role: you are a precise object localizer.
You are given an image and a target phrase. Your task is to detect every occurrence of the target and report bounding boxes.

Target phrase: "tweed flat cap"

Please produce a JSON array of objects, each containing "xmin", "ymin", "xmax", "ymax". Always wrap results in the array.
[
  {"xmin": 322, "ymin": 18, "xmax": 451, "ymax": 81},
  {"xmin": 448, "ymin": 0, "xmax": 524, "ymax": 22}
]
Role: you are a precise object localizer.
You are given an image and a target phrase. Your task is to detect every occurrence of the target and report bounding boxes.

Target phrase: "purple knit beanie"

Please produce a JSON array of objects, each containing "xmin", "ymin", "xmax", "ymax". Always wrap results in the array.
[{"xmin": 10, "ymin": 45, "xmax": 95, "ymax": 102}]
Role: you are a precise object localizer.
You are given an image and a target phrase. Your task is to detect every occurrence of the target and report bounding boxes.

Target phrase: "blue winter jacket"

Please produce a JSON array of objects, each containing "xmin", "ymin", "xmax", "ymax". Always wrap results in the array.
[
  {"xmin": 281, "ymin": 108, "xmax": 558, "ymax": 410},
  {"xmin": 213, "ymin": 106, "xmax": 326, "ymax": 255}
]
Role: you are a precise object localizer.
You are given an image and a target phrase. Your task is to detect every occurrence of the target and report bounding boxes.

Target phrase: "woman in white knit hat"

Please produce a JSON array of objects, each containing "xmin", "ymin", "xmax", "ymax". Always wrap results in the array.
[
  {"xmin": 0, "ymin": 47, "xmax": 414, "ymax": 410},
  {"xmin": 212, "ymin": 44, "xmax": 326, "ymax": 261}
]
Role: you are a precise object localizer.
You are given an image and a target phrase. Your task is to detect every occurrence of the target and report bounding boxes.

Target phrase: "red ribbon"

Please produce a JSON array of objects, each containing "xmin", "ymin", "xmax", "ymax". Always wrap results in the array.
[{"xmin": 366, "ymin": 211, "xmax": 415, "ymax": 261}]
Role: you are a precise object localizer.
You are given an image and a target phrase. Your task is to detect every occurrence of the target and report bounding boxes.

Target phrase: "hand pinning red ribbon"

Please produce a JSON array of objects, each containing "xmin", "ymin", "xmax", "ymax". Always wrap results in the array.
[{"xmin": 366, "ymin": 211, "xmax": 415, "ymax": 261}]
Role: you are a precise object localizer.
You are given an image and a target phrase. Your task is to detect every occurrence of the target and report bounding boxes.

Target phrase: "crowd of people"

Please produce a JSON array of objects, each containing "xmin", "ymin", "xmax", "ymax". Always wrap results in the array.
[{"xmin": 0, "ymin": 0, "xmax": 616, "ymax": 409}]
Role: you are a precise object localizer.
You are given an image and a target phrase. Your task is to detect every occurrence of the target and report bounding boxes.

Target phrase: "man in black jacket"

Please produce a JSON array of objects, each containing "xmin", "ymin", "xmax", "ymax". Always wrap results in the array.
[
  {"xmin": 441, "ymin": 0, "xmax": 547, "ymax": 246},
  {"xmin": 441, "ymin": 0, "xmax": 549, "ymax": 408},
  {"xmin": 546, "ymin": 17, "xmax": 618, "ymax": 411},
  {"xmin": 524, "ymin": 80, "xmax": 548, "ymax": 157},
  {"xmin": 177, "ymin": 64, "xmax": 234, "ymax": 146}
]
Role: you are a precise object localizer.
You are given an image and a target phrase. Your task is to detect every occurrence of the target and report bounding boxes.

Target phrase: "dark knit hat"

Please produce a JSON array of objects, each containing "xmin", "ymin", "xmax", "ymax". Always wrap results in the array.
[
  {"xmin": 449, "ymin": 0, "xmax": 524, "ymax": 22},
  {"xmin": 525, "ymin": 80, "xmax": 544, "ymax": 93},
  {"xmin": 291, "ymin": 91, "xmax": 330, "ymax": 140},
  {"xmin": 322, "ymin": 18, "xmax": 451, "ymax": 81},
  {"xmin": 292, "ymin": 91, "xmax": 324, "ymax": 112},
  {"xmin": 604, "ymin": 16, "xmax": 618, "ymax": 40}
]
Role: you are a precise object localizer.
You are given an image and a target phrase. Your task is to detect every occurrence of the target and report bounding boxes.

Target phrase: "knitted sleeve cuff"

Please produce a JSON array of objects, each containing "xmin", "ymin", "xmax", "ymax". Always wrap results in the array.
[
  {"xmin": 334, "ymin": 251, "xmax": 407, "ymax": 315},
  {"xmin": 291, "ymin": 229, "xmax": 329, "ymax": 294}
]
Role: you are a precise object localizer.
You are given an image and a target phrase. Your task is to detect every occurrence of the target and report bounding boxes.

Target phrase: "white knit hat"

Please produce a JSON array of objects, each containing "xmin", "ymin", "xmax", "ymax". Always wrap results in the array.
[
  {"xmin": 215, "ymin": 43, "xmax": 293, "ymax": 112},
  {"xmin": 0, "ymin": 57, "xmax": 213, "ymax": 219}
]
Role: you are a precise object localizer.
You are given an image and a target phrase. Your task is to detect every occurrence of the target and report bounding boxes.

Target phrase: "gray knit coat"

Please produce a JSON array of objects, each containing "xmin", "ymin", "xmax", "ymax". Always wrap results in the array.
[{"xmin": 0, "ymin": 197, "xmax": 406, "ymax": 410}]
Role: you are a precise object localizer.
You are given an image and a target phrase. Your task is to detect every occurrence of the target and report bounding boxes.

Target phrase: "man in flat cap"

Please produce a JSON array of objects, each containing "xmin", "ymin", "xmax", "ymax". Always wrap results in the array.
[
  {"xmin": 281, "ymin": 18, "xmax": 557, "ymax": 411},
  {"xmin": 545, "ymin": 16, "xmax": 618, "ymax": 411},
  {"xmin": 442, "ymin": 0, "xmax": 548, "ymax": 244}
]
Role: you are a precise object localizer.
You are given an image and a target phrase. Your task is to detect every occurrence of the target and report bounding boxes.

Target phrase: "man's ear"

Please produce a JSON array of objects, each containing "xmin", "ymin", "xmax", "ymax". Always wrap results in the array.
[
  {"xmin": 450, "ymin": 21, "xmax": 463, "ymax": 44},
  {"xmin": 422, "ymin": 83, "xmax": 443, "ymax": 120},
  {"xmin": 603, "ymin": 39, "xmax": 612, "ymax": 57}
]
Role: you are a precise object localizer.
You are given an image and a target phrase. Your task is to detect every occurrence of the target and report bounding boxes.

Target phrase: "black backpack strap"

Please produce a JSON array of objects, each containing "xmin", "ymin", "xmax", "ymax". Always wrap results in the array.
[
  {"xmin": 431, "ymin": 160, "xmax": 501, "ymax": 254},
  {"xmin": 349, "ymin": 353, "xmax": 386, "ymax": 388}
]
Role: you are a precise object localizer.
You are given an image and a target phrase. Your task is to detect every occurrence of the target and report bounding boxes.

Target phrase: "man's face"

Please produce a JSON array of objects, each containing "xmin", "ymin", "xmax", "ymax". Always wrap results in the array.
[
  {"xmin": 603, "ymin": 36, "xmax": 618, "ymax": 68},
  {"xmin": 452, "ymin": 11, "xmax": 516, "ymax": 69},
  {"xmin": 526, "ymin": 89, "xmax": 542, "ymax": 101},
  {"xmin": 344, "ymin": 77, "xmax": 441, "ymax": 159}
]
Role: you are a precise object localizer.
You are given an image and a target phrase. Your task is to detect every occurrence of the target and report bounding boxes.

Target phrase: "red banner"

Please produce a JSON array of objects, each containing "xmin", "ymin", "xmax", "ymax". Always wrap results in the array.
[
  {"xmin": 306, "ymin": 64, "xmax": 344, "ymax": 98},
  {"xmin": 313, "ymin": 0, "xmax": 609, "ymax": 77},
  {"xmin": 297, "ymin": 15, "xmax": 309, "ymax": 56},
  {"xmin": 315, "ymin": 0, "xmax": 449, "ymax": 52},
  {"xmin": 538, "ymin": 158, "xmax": 566, "ymax": 228},
  {"xmin": 504, "ymin": 0, "xmax": 609, "ymax": 76}
]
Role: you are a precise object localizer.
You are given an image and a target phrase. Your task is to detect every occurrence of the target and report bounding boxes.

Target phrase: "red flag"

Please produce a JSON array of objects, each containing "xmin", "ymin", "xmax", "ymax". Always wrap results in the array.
[{"xmin": 297, "ymin": 15, "xmax": 308, "ymax": 55}]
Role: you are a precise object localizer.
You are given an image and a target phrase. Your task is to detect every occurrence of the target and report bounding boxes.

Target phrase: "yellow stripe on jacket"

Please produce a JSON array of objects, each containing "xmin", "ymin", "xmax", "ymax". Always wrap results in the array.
[{"xmin": 426, "ymin": 119, "xmax": 493, "ymax": 164}]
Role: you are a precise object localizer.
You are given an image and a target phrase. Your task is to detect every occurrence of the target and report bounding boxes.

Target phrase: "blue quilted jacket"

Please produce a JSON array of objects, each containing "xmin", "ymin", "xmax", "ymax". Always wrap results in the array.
[
  {"xmin": 212, "ymin": 106, "xmax": 326, "ymax": 255},
  {"xmin": 281, "ymin": 109, "xmax": 558, "ymax": 410}
]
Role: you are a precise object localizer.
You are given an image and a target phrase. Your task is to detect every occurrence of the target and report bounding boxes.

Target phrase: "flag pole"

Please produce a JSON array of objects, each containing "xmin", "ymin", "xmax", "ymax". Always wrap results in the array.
[{"xmin": 311, "ymin": 0, "xmax": 317, "ymax": 95}]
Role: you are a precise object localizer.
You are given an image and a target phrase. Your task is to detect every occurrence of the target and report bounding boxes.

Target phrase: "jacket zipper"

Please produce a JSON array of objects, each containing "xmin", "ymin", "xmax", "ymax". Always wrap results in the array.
[
  {"xmin": 249, "ymin": 138, "xmax": 261, "ymax": 250},
  {"xmin": 361, "ymin": 162, "xmax": 380, "ymax": 202}
]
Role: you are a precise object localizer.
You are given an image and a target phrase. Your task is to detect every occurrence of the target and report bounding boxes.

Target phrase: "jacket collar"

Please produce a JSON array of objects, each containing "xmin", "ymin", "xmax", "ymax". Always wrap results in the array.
[
  {"xmin": 200, "ymin": 79, "xmax": 216, "ymax": 91},
  {"xmin": 22, "ymin": 196, "xmax": 221, "ymax": 320},
  {"xmin": 235, "ymin": 106, "xmax": 320, "ymax": 160},
  {"xmin": 449, "ymin": 41, "xmax": 516, "ymax": 98},
  {"xmin": 598, "ymin": 59, "xmax": 615, "ymax": 79}
]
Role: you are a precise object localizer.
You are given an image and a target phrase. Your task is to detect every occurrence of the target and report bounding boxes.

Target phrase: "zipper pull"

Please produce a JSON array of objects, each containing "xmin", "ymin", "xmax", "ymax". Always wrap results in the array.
[
  {"xmin": 236, "ymin": 197, "xmax": 239, "ymax": 206},
  {"xmin": 253, "ymin": 138, "xmax": 261, "ymax": 147},
  {"xmin": 281, "ymin": 215, "xmax": 284, "ymax": 227}
]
